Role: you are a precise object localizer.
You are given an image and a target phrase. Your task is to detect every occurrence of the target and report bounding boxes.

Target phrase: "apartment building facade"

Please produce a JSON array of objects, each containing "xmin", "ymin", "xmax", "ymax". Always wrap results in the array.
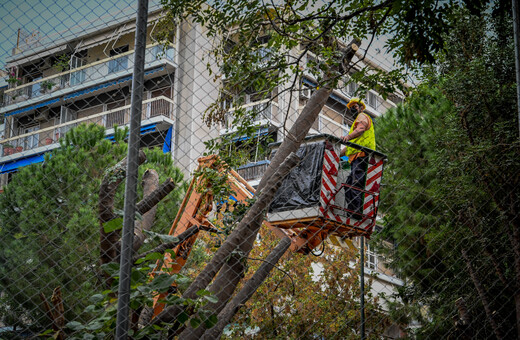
[{"xmin": 0, "ymin": 9, "xmax": 217, "ymax": 186}]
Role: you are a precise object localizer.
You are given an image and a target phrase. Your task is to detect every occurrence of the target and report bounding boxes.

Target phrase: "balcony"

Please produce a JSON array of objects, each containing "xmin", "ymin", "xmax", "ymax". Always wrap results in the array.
[
  {"xmin": 3, "ymin": 44, "xmax": 175, "ymax": 106},
  {"xmin": 237, "ymin": 160, "xmax": 270, "ymax": 182},
  {"xmin": 0, "ymin": 96, "xmax": 174, "ymax": 158},
  {"xmin": 221, "ymin": 100, "xmax": 279, "ymax": 133}
]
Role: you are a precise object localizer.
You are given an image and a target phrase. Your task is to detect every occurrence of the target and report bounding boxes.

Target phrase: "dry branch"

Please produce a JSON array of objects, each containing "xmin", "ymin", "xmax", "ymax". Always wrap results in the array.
[{"xmin": 40, "ymin": 287, "xmax": 65, "ymax": 340}]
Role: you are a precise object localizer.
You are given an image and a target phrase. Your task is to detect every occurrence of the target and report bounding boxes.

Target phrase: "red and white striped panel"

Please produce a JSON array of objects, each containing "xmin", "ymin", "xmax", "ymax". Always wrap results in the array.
[
  {"xmin": 319, "ymin": 144, "xmax": 340, "ymax": 222},
  {"xmin": 360, "ymin": 157, "xmax": 384, "ymax": 231}
]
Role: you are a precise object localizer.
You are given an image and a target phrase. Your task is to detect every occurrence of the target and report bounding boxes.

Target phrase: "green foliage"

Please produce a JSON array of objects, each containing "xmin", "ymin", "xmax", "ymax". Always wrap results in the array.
[
  {"xmin": 157, "ymin": 0, "xmax": 481, "ymax": 135},
  {"xmin": 53, "ymin": 54, "xmax": 70, "ymax": 72},
  {"xmin": 66, "ymin": 256, "xmax": 218, "ymax": 339},
  {"xmin": 226, "ymin": 231, "xmax": 390, "ymax": 339},
  {"xmin": 0, "ymin": 124, "xmax": 185, "ymax": 328},
  {"xmin": 375, "ymin": 6, "xmax": 519, "ymax": 338}
]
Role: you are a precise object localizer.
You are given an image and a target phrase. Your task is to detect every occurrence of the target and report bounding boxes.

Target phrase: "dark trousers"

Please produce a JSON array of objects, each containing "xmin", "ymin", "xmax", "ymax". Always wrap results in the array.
[{"xmin": 345, "ymin": 156, "xmax": 369, "ymax": 217}]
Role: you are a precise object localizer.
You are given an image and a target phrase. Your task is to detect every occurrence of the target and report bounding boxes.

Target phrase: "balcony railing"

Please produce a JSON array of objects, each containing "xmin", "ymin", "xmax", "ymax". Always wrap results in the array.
[
  {"xmin": 223, "ymin": 100, "xmax": 278, "ymax": 130},
  {"xmin": 237, "ymin": 160, "xmax": 270, "ymax": 182},
  {"xmin": 314, "ymin": 111, "xmax": 349, "ymax": 136},
  {"xmin": 0, "ymin": 96, "xmax": 174, "ymax": 157},
  {"xmin": 3, "ymin": 44, "xmax": 175, "ymax": 106}
]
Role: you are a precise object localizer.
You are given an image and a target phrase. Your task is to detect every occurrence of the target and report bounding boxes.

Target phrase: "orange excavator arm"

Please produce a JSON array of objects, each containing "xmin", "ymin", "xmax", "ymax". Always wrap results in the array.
[{"xmin": 151, "ymin": 155, "xmax": 311, "ymax": 316}]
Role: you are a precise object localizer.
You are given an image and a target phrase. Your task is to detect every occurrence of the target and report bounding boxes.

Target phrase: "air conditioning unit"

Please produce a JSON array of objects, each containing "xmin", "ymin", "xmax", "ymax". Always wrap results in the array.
[{"xmin": 300, "ymin": 87, "xmax": 311, "ymax": 99}]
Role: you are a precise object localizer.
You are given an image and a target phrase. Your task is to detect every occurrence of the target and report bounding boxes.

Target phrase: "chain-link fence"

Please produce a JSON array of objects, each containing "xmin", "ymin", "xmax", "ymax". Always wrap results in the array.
[{"xmin": 0, "ymin": 0, "xmax": 518, "ymax": 339}]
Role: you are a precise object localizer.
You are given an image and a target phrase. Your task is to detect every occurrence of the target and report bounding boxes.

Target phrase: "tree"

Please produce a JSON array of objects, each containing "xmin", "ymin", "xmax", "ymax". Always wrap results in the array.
[
  {"xmin": 375, "ymin": 5, "xmax": 520, "ymax": 338},
  {"xmin": 226, "ymin": 229, "xmax": 391, "ymax": 339},
  {"xmin": 148, "ymin": 0, "xmax": 497, "ymax": 338},
  {"xmin": 0, "ymin": 124, "xmax": 185, "ymax": 333}
]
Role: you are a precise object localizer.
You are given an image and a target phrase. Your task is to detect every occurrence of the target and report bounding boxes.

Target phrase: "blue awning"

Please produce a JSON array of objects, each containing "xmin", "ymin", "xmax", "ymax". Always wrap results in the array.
[
  {"xmin": 64, "ymin": 76, "xmax": 132, "ymax": 100},
  {"xmin": 105, "ymin": 123, "xmax": 157, "ymax": 141},
  {"xmin": 302, "ymin": 78, "xmax": 317, "ymax": 88},
  {"xmin": 3, "ymin": 123, "xmax": 158, "ymax": 173},
  {"xmin": 238, "ymin": 159, "xmax": 270, "ymax": 169},
  {"xmin": 0, "ymin": 154, "xmax": 45, "ymax": 174},
  {"xmin": 4, "ymin": 98, "xmax": 61, "ymax": 117},
  {"xmin": 162, "ymin": 126, "xmax": 172, "ymax": 153},
  {"xmin": 231, "ymin": 126, "xmax": 269, "ymax": 142},
  {"xmin": 331, "ymin": 93, "xmax": 348, "ymax": 106},
  {"xmin": 140, "ymin": 124, "xmax": 156, "ymax": 134}
]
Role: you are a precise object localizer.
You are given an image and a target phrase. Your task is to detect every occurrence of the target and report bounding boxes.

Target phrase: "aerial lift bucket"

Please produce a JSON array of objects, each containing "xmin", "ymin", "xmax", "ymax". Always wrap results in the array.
[{"xmin": 267, "ymin": 134, "xmax": 387, "ymax": 243}]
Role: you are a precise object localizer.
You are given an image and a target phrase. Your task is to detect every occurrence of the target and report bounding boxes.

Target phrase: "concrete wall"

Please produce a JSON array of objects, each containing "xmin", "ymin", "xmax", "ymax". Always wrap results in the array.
[{"xmin": 174, "ymin": 21, "xmax": 220, "ymax": 175}]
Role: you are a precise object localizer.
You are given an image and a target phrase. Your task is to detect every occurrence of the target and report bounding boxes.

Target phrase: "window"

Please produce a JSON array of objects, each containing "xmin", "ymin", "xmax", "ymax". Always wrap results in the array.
[
  {"xmin": 249, "ymin": 102, "xmax": 271, "ymax": 121},
  {"xmin": 220, "ymin": 93, "xmax": 233, "ymax": 111},
  {"xmin": 366, "ymin": 91, "xmax": 381, "ymax": 110},
  {"xmin": 21, "ymin": 125, "xmax": 40, "ymax": 149},
  {"xmin": 151, "ymin": 45, "xmax": 174, "ymax": 62},
  {"xmin": 59, "ymin": 106, "xmax": 78, "ymax": 137},
  {"xmin": 151, "ymin": 45, "xmax": 163, "ymax": 61},
  {"xmin": 70, "ymin": 52, "xmax": 87, "ymax": 85},
  {"xmin": 366, "ymin": 243, "xmax": 378, "ymax": 270},
  {"xmin": 30, "ymin": 76, "xmax": 43, "ymax": 99},
  {"xmin": 347, "ymin": 82, "xmax": 358, "ymax": 96},
  {"xmin": 108, "ymin": 45, "xmax": 129, "ymax": 73}
]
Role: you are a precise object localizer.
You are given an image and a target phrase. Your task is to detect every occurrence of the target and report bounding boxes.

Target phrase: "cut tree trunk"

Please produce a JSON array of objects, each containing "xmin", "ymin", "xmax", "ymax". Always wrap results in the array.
[
  {"xmin": 99, "ymin": 150, "xmax": 146, "ymax": 266},
  {"xmin": 133, "ymin": 169, "xmax": 159, "ymax": 251}
]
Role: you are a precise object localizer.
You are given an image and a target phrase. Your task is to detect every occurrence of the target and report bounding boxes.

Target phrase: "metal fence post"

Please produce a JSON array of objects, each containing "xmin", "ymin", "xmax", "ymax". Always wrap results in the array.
[{"xmin": 115, "ymin": 0, "xmax": 149, "ymax": 338}]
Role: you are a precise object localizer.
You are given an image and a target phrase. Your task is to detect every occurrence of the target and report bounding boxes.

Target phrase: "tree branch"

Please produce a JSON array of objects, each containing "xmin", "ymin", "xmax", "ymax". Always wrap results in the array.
[
  {"xmin": 133, "ymin": 224, "xmax": 202, "ymax": 263},
  {"xmin": 136, "ymin": 177, "xmax": 178, "ymax": 216},
  {"xmin": 99, "ymin": 150, "xmax": 146, "ymax": 266},
  {"xmin": 202, "ymin": 237, "xmax": 292, "ymax": 339},
  {"xmin": 133, "ymin": 169, "xmax": 160, "ymax": 252}
]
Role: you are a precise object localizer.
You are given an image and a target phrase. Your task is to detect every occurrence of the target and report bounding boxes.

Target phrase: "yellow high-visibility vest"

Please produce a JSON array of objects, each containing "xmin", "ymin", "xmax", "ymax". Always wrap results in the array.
[{"xmin": 345, "ymin": 113, "xmax": 376, "ymax": 160}]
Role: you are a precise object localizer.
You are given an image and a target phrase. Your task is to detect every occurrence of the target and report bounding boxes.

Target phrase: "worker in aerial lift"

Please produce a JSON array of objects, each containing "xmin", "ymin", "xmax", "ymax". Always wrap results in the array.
[{"xmin": 340, "ymin": 98, "xmax": 376, "ymax": 219}]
